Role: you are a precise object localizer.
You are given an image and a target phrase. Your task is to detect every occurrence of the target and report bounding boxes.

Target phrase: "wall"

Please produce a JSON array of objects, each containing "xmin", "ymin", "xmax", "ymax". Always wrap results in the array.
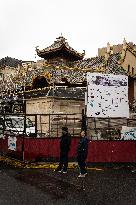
[
  {"xmin": 128, "ymin": 77, "xmax": 134, "ymax": 103},
  {"xmin": 98, "ymin": 43, "xmax": 134, "ymax": 57},
  {"xmin": 26, "ymin": 97, "xmax": 53, "ymax": 136},
  {"xmin": 26, "ymin": 97, "xmax": 84, "ymax": 114},
  {"xmin": 134, "ymin": 80, "xmax": 136, "ymax": 100},
  {"xmin": 26, "ymin": 97, "xmax": 84, "ymax": 137},
  {"xmin": 26, "ymin": 97, "xmax": 53, "ymax": 114},
  {"xmin": 98, "ymin": 44, "xmax": 123, "ymax": 56},
  {"xmin": 122, "ymin": 50, "xmax": 136, "ymax": 75},
  {"xmin": 121, "ymin": 50, "xmax": 136, "ymax": 102}
]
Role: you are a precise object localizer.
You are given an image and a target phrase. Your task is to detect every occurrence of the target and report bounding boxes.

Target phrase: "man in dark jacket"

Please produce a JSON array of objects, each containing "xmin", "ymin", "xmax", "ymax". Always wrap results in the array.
[
  {"xmin": 55, "ymin": 126, "xmax": 71, "ymax": 173},
  {"xmin": 77, "ymin": 130, "xmax": 88, "ymax": 177}
]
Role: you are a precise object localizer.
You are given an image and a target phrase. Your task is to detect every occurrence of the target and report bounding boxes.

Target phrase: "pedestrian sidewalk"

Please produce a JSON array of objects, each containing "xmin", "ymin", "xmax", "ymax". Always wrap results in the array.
[{"xmin": 0, "ymin": 155, "xmax": 103, "ymax": 170}]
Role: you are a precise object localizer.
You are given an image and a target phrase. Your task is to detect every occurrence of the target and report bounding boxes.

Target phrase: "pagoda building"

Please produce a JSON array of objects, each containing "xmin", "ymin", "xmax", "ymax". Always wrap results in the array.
[
  {"xmin": 1, "ymin": 36, "xmax": 136, "ymax": 117},
  {"xmin": 0, "ymin": 37, "xmax": 136, "ymax": 136},
  {"xmin": 36, "ymin": 36, "xmax": 85, "ymax": 65}
]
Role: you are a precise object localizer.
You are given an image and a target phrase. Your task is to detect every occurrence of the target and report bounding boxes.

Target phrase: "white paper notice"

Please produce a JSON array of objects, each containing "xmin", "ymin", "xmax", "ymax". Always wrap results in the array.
[
  {"xmin": 8, "ymin": 136, "xmax": 17, "ymax": 151},
  {"xmin": 87, "ymin": 73, "xmax": 129, "ymax": 118}
]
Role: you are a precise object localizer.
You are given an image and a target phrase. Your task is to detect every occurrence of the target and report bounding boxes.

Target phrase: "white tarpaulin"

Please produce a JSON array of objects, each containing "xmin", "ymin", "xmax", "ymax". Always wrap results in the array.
[
  {"xmin": 8, "ymin": 136, "xmax": 17, "ymax": 151},
  {"xmin": 121, "ymin": 126, "xmax": 136, "ymax": 140},
  {"xmin": 87, "ymin": 73, "xmax": 129, "ymax": 118}
]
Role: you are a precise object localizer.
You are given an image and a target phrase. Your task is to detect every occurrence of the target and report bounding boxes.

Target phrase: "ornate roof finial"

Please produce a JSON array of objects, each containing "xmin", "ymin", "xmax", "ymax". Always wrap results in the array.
[
  {"xmin": 61, "ymin": 32, "xmax": 63, "ymax": 37},
  {"xmin": 123, "ymin": 37, "xmax": 126, "ymax": 44},
  {"xmin": 123, "ymin": 38, "xmax": 127, "ymax": 50},
  {"xmin": 107, "ymin": 42, "xmax": 110, "ymax": 53},
  {"xmin": 35, "ymin": 46, "xmax": 39, "ymax": 51},
  {"xmin": 83, "ymin": 50, "xmax": 85, "ymax": 55}
]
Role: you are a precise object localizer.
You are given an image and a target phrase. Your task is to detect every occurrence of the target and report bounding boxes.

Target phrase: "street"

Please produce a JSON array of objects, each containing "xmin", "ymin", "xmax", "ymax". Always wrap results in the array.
[{"xmin": 0, "ymin": 162, "xmax": 136, "ymax": 205}]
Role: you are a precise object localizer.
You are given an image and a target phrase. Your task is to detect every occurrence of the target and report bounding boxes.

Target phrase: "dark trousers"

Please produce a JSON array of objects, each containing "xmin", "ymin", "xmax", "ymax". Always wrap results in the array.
[
  {"xmin": 57, "ymin": 151, "xmax": 68, "ymax": 171},
  {"xmin": 77, "ymin": 155, "xmax": 87, "ymax": 175}
]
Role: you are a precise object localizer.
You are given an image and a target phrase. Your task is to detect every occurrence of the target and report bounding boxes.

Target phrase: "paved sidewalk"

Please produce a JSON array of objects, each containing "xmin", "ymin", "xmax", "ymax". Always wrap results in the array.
[{"xmin": 1, "ymin": 161, "xmax": 136, "ymax": 205}]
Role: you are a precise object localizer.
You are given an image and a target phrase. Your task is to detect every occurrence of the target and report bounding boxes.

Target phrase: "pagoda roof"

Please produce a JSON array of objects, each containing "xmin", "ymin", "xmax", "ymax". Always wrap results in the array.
[{"xmin": 36, "ymin": 36, "xmax": 85, "ymax": 61}]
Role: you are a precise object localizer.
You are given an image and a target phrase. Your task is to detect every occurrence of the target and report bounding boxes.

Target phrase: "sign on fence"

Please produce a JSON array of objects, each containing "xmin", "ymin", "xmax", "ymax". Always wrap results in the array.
[
  {"xmin": 87, "ymin": 73, "xmax": 129, "ymax": 118},
  {"xmin": 121, "ymin": 126, "xmax": 136, "ymax": 140},
  {"xmin": 8, "ymin": 136, "xmax": 17, "ymax": 151}
]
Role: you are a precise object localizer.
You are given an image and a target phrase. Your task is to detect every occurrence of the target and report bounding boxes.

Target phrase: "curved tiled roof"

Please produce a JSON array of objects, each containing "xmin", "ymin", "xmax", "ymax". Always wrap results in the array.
[
  {"xmin": 0, "ymin": 47, "xmax": 128, "ymax": 95},
  {"xmin": 72, "ymin": 54, "xmax": 126, "ymax": 75},
  {"xmin": 107, "ymin": 53, "xmax": 127, "ymax": 75},
  {"xmin": 36, "ymin": 36, "xmax": 85, "ymax": 60},
  {"xmin": 9, "ymin": 53, "xmax": 126, "ymax": 90},
  {"xmin": 73, "ymin": 56, "xmax": 105, "ymax": 69}
]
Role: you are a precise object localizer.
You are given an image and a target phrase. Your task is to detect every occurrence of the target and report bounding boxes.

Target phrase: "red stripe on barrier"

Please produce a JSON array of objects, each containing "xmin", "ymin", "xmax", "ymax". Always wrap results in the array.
[{"xmin": 1, "ymin": 136, "xmax": 136, "ymax": 162}]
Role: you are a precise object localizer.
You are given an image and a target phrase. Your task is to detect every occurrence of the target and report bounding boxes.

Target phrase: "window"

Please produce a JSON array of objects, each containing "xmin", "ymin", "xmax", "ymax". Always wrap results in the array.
[
  {"xmin": 128, "ymin": 65, "xmax": 130, "ymax": 73},
  {"xmin": 26, "ymin": 118, "xmax": 34, "ymax": 128},
  {"xmin": 132, "ymin": 67, "xmax": 134, "ymax": 75},
  {"xmin": 5, "ymin": 117, "xmax": 34, "ymax": 128}
]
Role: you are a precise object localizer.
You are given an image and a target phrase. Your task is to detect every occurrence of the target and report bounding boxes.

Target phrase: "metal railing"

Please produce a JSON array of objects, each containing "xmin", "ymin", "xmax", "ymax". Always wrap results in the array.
[
  {"xmin": 0, "ymin": 112, "xmax": 82, "ymax": 161},
  {"xmin": 86, "ymin": 117, "xmax": 136, "ymax": 140},
  {"xmin": 0, "ymin": 113, "xmax": 82, "ymax": 138},
  {"xmin": 0, "ymin": 112, "xmax": 136, "ymax": 139}
]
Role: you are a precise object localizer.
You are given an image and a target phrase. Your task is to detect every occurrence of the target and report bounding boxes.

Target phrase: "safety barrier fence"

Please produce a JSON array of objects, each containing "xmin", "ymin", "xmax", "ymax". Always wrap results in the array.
[
  {"xmin": 1, "ymin": 136, "xmax": 136, "ymax": 162},
  {"xmin": 0, "ymin": 113, "xmax": 136, "ymax": 163}
]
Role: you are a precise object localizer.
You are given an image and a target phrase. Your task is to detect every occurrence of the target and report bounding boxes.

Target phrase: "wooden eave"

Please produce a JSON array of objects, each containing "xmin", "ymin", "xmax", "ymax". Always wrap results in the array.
[{"xmin": 37, "ymin": 44, "xmax": 84, "ymax": 61}]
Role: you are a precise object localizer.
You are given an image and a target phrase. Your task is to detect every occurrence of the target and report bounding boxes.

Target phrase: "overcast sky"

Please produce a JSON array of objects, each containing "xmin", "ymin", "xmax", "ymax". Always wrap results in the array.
[{"xmin": 0, "ymin": 0, "xmax": 136, "ymax": 61}]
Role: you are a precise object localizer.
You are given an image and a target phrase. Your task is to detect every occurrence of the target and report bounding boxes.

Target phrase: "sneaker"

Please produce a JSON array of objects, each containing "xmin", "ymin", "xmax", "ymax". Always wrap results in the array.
[
  {"xmin": 54, "ymin": 169, "xmax": 62, "ymax": 173},
  {"xmin": 58, "ymin": 170, "xmax": 62, "ymax": 173},
  {"xmin": 78, "ymin": 173, "xmax": 87, "ymax": 178},
  {"xmin": 78, "ymin": 174, "xmax": 85, "ymax": 178},
  {"xmin": 62, "ymin": 171, "xmax": 67, "ymax": 174}
]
